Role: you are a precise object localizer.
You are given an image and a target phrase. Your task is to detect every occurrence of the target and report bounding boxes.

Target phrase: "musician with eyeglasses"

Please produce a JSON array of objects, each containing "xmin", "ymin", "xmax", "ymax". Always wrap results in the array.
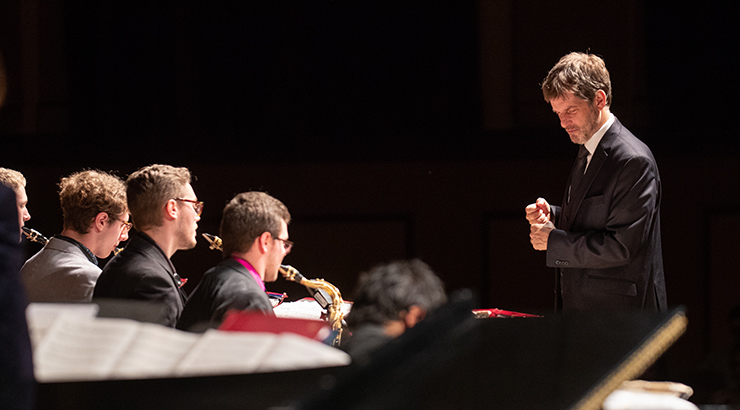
[
  {"xmin": 20, "ymin": 170, "xmax": 129, "ymax": 303},
  {"xmin": 177, "ymin": 191, "xmax": 292, "ymax": 332},
  {"xmin": 94, "ymin": 164, "xmax": 201, "ymax": 327}
]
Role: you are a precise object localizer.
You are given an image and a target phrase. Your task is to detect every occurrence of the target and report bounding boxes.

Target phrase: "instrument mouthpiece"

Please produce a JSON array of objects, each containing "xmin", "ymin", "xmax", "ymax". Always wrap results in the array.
[
  {"xmin": 279, "ymin": 265, "xmax": 304, "ymax": 281},
  {"xmin": 202, "ymin": 233, "xmax": 223, "ymax": 251},
  {"xmin": 22, "ymin": 227, "xmax": 49, "ymax": 245}
]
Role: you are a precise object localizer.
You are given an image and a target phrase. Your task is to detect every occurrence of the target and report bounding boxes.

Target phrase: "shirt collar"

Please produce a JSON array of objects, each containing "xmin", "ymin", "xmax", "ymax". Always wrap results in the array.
[
  {"xmin": 54, "ymin": 234, "xmax": 98, "ymax": 266},
  {"xmin": 584, "ymin": 112, "xmax": 615, "ymax": 156},
  {"xmin": 231, "ymin": 256, "xmax": 266, "ymax": 291}
]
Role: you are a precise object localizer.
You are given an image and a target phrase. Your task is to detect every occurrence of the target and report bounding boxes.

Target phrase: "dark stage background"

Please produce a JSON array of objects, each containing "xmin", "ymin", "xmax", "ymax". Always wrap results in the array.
[{"xmin": 1, "ymin": 0, "xmax": 739, "ymax": 404}]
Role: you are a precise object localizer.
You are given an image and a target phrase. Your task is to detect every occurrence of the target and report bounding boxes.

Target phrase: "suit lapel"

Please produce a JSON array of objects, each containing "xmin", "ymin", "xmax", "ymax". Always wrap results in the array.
[
  {"xmin": 134, "ymin": 232, "xmax": 187, "ymax": 304},
  {"xmin": 565, "ymin": 147, "xmax": 607, "ymax": 228},
  {"xmin": 561, "ymin": 119, "xmax": 621, "ymax": 230}
]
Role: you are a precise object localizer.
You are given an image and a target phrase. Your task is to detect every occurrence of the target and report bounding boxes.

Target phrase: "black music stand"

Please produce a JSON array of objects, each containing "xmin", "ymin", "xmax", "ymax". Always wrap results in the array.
[{"xmin": 289, "ymin": 291, "xmax": 687, "ymax": 410}]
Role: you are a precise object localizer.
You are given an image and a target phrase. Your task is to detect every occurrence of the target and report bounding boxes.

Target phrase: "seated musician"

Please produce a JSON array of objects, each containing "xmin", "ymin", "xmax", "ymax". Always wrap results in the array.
[
  {"xmin": 0, "ymin": 167, "xmax": 31, "ymax": 242},
  {"xmin": 21, "ymin": 170, "xmax": 130, "ymax": 303},
  {"xmin": 176, "ymin": 191, "xmax": 292, "ymax": 331},
  {"xmin": 94, "ymin": 165, "xmax": 200, "ymax": 327},
  {"xmin": 342, "ymin": 259, "xmax": 447, "ymax": 362}
]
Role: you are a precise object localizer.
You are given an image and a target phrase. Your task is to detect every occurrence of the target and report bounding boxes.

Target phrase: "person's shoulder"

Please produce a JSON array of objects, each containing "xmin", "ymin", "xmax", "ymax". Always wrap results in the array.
[
  {"xmin": 204, "ymin": 258, "xmax": 251, "ymax": 279},
  {"xmin": 607, "ymin": 120, "xmax": 654, "ymax": 157},
  {"xmin": 22, "ymin": 242, "xmax": 94, "ymax": 276},
  {"xmin": 99, "ymin": 249, "xmax": 164, "ymax": 283}
]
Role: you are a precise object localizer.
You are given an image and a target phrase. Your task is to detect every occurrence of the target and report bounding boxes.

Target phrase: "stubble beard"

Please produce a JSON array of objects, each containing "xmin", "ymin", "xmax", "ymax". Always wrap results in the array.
[
  {"xmin": 570, "ymin": 105, "xmax": 601, "ymax": 145},
  {"xmin": 176, "ymin": 221, "xmax": 198, "ymax": 251}
]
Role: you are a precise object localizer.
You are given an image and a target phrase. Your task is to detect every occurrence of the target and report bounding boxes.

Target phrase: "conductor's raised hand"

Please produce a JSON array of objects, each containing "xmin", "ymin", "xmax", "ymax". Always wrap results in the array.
[{"xmin": 525, "ymin": 198, "xmax": 551, "ymax": 225}]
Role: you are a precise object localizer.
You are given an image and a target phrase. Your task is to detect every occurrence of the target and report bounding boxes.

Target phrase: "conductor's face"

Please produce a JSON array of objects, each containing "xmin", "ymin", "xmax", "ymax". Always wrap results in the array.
[{"xmin": 550, "ymin": 91, "xmax": 600, "ymax": 145}]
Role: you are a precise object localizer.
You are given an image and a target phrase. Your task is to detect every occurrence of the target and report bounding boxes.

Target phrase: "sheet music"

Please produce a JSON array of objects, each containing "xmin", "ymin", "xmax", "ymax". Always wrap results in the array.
[
  {"xmin": 257, "ymin": 332, "xmax": 351, "ymax": 373},
  {"xmin": 33, "ymin": 315, "xmax": 140, "ymax": 382},
  {"xmin": 110, "ymin": 322, "xmax": 200, "ymax": 379},
  {"xmin": 274, "ymin": 299, "xmax": 352, "ymax": 321},
  {"xmin": 26, "ymin": 303, "xmax": 99, "ymax": 349},
  {"xmin": 174, "ymin": 330, "xmax": 278, "ymax": 377},
  {"xmin": 29, "ymin": 305, "xmax": 351, "ymax": 382}
]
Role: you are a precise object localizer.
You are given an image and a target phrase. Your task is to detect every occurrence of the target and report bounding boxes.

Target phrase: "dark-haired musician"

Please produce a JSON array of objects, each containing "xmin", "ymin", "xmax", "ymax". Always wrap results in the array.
[
  {"xmin": 342, "ymin": 259, "xmax": 447, "ymax": 362},
  {"xmin": 177, "ymin": 191, "xmax": 291, "ymax": 332}
]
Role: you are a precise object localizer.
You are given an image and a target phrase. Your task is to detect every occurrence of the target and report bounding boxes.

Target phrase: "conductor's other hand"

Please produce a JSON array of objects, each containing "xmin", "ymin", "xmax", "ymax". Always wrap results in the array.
[
  {"xmin": 526, "ymin": 198, "xmax": 551, "ymax": 225},
  {"xmin": 530, "ymin": 221, "xmax": 554, "ymax": 251}
]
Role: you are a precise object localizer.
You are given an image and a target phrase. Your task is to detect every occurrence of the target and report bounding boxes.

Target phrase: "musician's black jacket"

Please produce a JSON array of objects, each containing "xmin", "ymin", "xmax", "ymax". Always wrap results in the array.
[
  {"xmin": 93, "ymin": 232, "xmax": 187, "ymax": 327},
  {"xmin": 176, "ymin": 257, "xmax": 274, "ymax": 332}
]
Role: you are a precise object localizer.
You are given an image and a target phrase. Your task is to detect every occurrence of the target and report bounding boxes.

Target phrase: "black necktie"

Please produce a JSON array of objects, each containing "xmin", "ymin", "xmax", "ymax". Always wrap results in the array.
[{"xmin": 568, "ymin": 145, "xmax": 589, "ymax": 204}]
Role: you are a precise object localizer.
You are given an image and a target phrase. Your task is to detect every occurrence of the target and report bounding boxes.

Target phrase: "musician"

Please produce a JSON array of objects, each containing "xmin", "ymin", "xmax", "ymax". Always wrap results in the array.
[
  {"xmin": 177, "ymin": 192, "xmax": 291, "ymax": 331},
  {"xmin": 20, "ymin": 170, "xmax": 130, "ymax": 303},
  {"xmin": 94, "ymin": 165, "xmax": 200, "ymax": 327},
  {"xmin": 342, "ymin": 259, "xmax": 447, "ymax": 362},
  {"xmin": 0, "ymin": 168, "xmax": 31, "ymax": 241},
  {"xmin": 0, "ymin": 51, "xmax": 35, "ymax": 410}
]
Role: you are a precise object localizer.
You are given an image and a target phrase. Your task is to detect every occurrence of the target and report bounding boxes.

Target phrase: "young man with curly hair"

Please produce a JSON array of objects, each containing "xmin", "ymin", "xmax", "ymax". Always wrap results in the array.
[{"xmin": 21, "ymin": 170, "xmax": 130, "ymax": 303}]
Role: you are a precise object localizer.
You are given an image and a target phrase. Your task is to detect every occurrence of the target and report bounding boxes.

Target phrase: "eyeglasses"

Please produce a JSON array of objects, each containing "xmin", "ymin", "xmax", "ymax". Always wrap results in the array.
[
  {"xmin": 120, "ymin": 219, "xmax": 133, "ymax": 233},
  {"xmin": 273, "ymin": 237, "xmax": 294, "ymax": 253},
  {"xmin": 174, "ymin": 198, "xmax": 204, "ymax": 216}
]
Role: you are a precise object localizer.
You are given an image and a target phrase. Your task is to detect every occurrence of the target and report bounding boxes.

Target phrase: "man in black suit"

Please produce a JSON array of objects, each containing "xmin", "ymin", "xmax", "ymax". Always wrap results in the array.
[
  {"xmin": 177, "ymin": 192, "xmax": 291, "ymax": 331},
  {"xmin": 94, "ymin": 164, "xmax": 201, "ymax": 327},
  {"xmin": 526, "ymin": 52, "xmax": 666, "ymax": 312}
]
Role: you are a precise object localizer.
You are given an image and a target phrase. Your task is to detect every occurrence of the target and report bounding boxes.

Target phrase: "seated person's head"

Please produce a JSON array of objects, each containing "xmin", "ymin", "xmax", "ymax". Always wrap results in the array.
[
  {"xmin": 125, "ymin": 164, "xmax": 192, "ymax": 231},
  {"xmin": 347, "ymin": 259, "xmax": 447, "ymax": 337},
  {"xmin": 59, "ymin": 170, "xmax": 129, "ymax": 257},
  {"xmin": 0, "ymin": 167, "xmax": 30, "ymax": 239},
  {"xmin": 219, "ymin": 191, "xmax": 291, "ymax": 282}
]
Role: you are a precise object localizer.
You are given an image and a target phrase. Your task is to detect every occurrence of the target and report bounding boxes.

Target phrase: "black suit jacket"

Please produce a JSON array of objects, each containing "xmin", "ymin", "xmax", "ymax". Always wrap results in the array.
[
  {"xmin": 548, "ymin": 118, "xmax": 666, "ymax": 312},
  {"xmin": 176, "ymin": 257, "xmax": 274, "ymax": 331},
  {"xmin": 0, "ymin": 185, "xmax": 35, "ymax": 409},
  {"xmin": 93, "ymin": 232, "xmax": 187, "ymax": 327}
]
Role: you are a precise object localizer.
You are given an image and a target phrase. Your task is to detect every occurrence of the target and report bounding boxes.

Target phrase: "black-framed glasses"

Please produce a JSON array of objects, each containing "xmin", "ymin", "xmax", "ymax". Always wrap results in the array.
[
  {"xmin": 174, "ymin": 198, "xmax": 204, "ymax": 216},
  {"xmin": 273, "ymin": 237, "xmax": 294, "ymax": 253}
]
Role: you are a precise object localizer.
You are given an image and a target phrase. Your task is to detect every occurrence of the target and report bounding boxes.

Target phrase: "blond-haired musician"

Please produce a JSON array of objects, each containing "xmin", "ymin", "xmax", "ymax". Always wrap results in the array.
[
  {"xmin": 94, "ymin": 164, "xmax": 201, "ymax": 327},
  {"xmin": 0, "ymin": 167, "xmax": 31, "ymax": 242}
]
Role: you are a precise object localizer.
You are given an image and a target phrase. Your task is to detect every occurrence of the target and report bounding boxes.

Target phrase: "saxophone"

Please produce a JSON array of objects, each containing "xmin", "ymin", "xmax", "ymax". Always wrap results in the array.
[
  {"xmin": 277, "ymin": 264, "xmax": 345, "ymax": 347},
  {"xmin": 22, "ymin": 227, "xmax": 124, "ymax": 255},
  {"xmin": 202, "ymin": 233, "xmax": 346, "ymax": 346}
]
